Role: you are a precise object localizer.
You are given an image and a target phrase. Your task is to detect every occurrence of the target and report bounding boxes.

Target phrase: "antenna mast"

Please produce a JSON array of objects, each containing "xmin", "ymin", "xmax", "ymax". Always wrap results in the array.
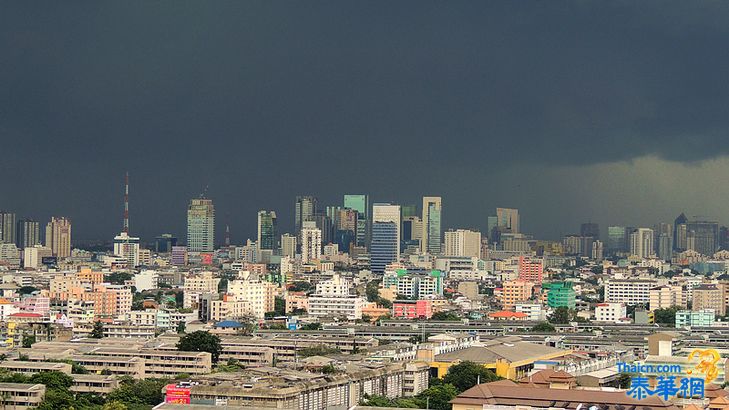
[{"xmin": 123, "ymin": 171, "xmax": 129, "ymax": 233}]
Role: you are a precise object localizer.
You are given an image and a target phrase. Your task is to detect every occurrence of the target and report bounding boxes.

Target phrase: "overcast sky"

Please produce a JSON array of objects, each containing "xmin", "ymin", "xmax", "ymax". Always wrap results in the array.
[{"xmin": 2, "ymin": 1, "xmax": 729, "ymax": 243}]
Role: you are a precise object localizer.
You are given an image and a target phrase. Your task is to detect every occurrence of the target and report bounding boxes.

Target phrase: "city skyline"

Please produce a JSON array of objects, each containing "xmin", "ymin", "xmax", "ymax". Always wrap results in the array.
[{"xmin": 3, "ymin": 2, "xmax": 729, "ymax": 242}]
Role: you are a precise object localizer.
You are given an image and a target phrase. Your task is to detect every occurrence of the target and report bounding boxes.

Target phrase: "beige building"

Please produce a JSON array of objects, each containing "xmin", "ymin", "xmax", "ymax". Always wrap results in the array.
[
  {"xmin": 444, "ymin": 229, "xmax": 482, "ymax": 259},
  {"xmin": 649, "ymin": 285, "xmax": 686, "ymax": 311},
  {"xmin": 501, "ymin": 280, "xmax": 533, "ymax": 310},
  {"xmin": 0, "ymin": 383, "xmax": 46, "ymax": 409},
  {"xmin": 693, "ymin": 283, "xmax": 725, "ymax": 316},
  {"xmin": 45, "ymin": 217, "xmax": 72, "ymax": 258}
]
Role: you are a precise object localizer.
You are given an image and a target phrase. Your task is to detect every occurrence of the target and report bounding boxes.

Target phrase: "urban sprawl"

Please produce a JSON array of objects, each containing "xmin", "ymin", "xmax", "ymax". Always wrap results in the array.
[{"xmin": 1, "ymin": 191, "xmax": 729, "ymax": 410}]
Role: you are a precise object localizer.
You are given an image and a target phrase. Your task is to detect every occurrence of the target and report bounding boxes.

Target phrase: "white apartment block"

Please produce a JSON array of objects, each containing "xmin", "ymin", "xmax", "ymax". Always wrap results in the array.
[
  {"xmin": 604, "ymin": 279, "xmax": 657, "ymax": 305},
  {"xmin": 515, "ymin": 302, "xmax": 543, "ymax": 321},
  {"xmin": 595, "ymin": 302, "xmax": 627, "ymax": 323}
]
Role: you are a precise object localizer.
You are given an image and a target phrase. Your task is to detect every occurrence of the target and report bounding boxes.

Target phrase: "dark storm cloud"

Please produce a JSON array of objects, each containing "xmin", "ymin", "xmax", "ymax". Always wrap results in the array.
[{"xmin": 2, "ymin": 1, "xmax": 729, "ymax": 241}]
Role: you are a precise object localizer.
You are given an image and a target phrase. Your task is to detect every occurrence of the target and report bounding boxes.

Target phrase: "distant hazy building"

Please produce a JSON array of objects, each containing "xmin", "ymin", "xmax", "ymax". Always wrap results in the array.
[
  {"xmin": 295, "ymin": 195, "xmax": 318, "ymax": 240},
  {"xmin": 629, "ymin": 228, "xmax": 654, "ymax": 259},
  {"xmin": 23, "ymin": 245, "xmax": 53, "ymax": 269},
  {"xmin": 154, "ymin": 234, "xmax": 177, "ymax": 253},
  {"xmin": 685, "ymin": 220, "xmax": 719, "ymax": 256},
  {"xmin": 591, "ymin": 240, "xmax": 604, "ymax": 261},
  {"xmin": 580, "ymin": 223, "xmax": 600, "ymax": 239},
  {"xmin": 674, "ymin": 213, "xmax": 688, "ymax": 251},
  {"xmin": 607, "ymin": 226, "xmax": 629, "ymax": 255},
  {"xmin": 421, "ymin": 196, "xmax": 442, "ymax": 254},
  {"xmin": 496, "ymin": 208, "xmax": 519, "ymax": 234},
  {"xmin": 113, "ymin": 231, "xmax": 140, "ymax": 267},
  {"xmin": 444, "ymin": 229, "xmax": 481, "ymax": 259},
  {"xmin": 0, "ymin": 211, "xmax": 16, "ymax": 244},
  {"xmin": 300, "ymin": 221, "xmax": 322, "ymax": 263},
  {"xmin": 257, "ymin": 210, "xmax": 277, "ymax": 251},
  {"xmin": 45, "ymin": 217, "xmax": 72, "ymax": 258},
  {"xmin": 15, "ymin": 219, "xmax": 40, "ymax": 249},
  {"xmin": 187, "ymin": 198, "xmax": 215, "ymax": 252},
  {"xmin": 281, "ymin": 233, "xmax": 296, "ymax": 258},
  {"xmin": 371, "ymin": 203, "xmax": 401, "ymax": 273},
  {"xmin": 344, "ymin": 194, "xmax": 369, "ymax": 248}
]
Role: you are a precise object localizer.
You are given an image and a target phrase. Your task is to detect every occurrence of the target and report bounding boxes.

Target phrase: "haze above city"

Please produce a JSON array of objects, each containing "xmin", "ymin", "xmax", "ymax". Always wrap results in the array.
[{"xmin": 3, "ymin": 2, "xmax": 729, "ymax": 242}]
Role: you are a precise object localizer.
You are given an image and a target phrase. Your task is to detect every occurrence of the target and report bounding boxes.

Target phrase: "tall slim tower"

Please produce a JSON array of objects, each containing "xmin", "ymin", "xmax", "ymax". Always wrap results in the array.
[
  {"xmin": 187, "ymin": 197, "xmax": 215, "ymax": 252},
  {"xmin": 371, "ymin": 203, "xmax": 401, "ymax": 273},
  {"xmin": 257, "ymin": 210, "xmax": 277, "ymax": 251},
  {"xmin": 123, "ymin": 172, "xmax": 129, "ymax": 233},
  {"xmin": 0, "ymin": 211, "xmax": 17, "ymax": 244},
  {"xmin": 295, "ymin": 196, "xmax": 318, "ymax": 240},
  {"xmin": 421, "ymin": 196, "xmax": 442, "ymax": 254}
]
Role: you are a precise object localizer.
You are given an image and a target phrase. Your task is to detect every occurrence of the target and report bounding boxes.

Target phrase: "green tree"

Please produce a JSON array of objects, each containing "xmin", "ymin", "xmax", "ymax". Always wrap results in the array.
[
  {"xmin": 654, "ymin": 306, "xmax": 679, "ymax": 325},
  {"xmin": 107, "ymin": 378, "xmax": 168, "ymax": 406},
  {"xmin": 103, "ymin": 401, "xmax": 129, "ymax": 410},
  {"xmin": 90, "ymin": 321, "xmax": 105, "ymax": 338},
  {"xmin": 274, "ymin": 296, "xmax": 286, "ymax": 316},
  {"xmin": 531, "ymin": 322, "xmax": 556, "ymax": 332},
  {"xmin": 37, "ymin": 389, "xmax": 75, "ymax": 410},
  {"xmin": 298, "ymin": 345, "xmax": 340, "ymax": 357},
  {"xmin": 177, "ymin": 330, "xmax": 222, "ymax": 362},
  {"xmin": 416, "ymin": 383, "xmax": 459, "ymax": 410},
  {"xmin": 106, "ymin": 272, "xmax": 133, "ymax": 285},
  {"xmin": 300, "ymin": 322, "xmax": 322, "ymax": 331},
  {"xmin": 617, "ymin": 373, "xmax": 632, "ymax": 389},
  {"xmin": 22, "ymin": 334, "xmax": 36, "ymax": 348},
  {"xmin": 365, "ymin": 280, "xmax": 381, "ymax": 302},
  {"xmin": 548, "ymin": 306, "xmax": 571, "ymax": 324},
  {"xmin": 29, "ymin": 371, "xmax": 73, "ymax": 391},
  {"xmin": 431, "ymin": 311, "xmax": 460, "ymax": 321},
  {"xmin": 442, "ymin": 361, "xmax": 500, "ymax": 393},
  {"xmin": 289, "ymin": 281, "xmax": 313, "ymax": 292},
  {"xmin": 176, "ymin": 321, "xmax": 186, "ymax": 334},
  {"xmin": 18, "ymin": 286, "xmax": 38, "ymax": 295}
]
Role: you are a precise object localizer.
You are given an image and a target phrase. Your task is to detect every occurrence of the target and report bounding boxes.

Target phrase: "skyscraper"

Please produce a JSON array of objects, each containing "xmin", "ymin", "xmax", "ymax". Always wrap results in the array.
[
  {"xmin": 421, "ymin": 196, "xmax": 442, "ymax": 254},
  {"xmin": 685, "ymin": 220, "xmax": 719, "ymax": 256},
  {"xmin": 444, "ymin": 229, "xmax": 481, "ymax": 258},
  {"xmin": 281, "ymin": 233, "xmax": 297, "ymax": 258},
  {"xmin": 257, "ymin": 210, "xmax": 277, "ymax": 251},
  {"xmin": 187, "ymin": 198, "xmax": 215, "ymax": 252},
  {"xmin": 371, "ymin": 203, "xmax": 400, "ymax": 273},
  {"xmin": 629, "ymin": 228, "xmax": 654, "ymax": 259},
  {"xmin": 496, "ymin": 208, "xmax": 519, "ymax": 234},
  {"xmin": 300, "ymin": 221, "xmax": 321, "ymax": 263},
  {"xmin": 344, "ymin": 194, "xmax": 369, "ymax": 248},
  {"xmin": 580, "ymin": 222, "xmax": 600, "ymax": 239},
  {"xmin": 45, "ymin": 217, "xmax": 71, "ymax": 258},
  {"xmin": 114, "ymin": 231, "xmax": 140, "ymax": 267},
  {"xmin": 674, "ymin": 213, "xmax": 688, "ymax": 251},
  {"xmin": 0, "ymin": 211, "xmax": 16, "ymax": 244},
  {"xmin": 295, "ymin": 195, "xmax": 318, "ymax": 240},
  {"xmin": 15, "ymin": 219, "xmax": 40, "ymax": 249}
]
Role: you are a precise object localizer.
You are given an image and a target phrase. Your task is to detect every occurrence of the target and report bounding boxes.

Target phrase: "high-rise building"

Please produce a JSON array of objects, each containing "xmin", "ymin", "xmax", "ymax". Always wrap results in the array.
[
  {"xmin": 371, "ymin": 203, "xmax": 400, "ymax": 273},
  {"xmin": 580, "ymin": 223, "xmax": 600, "ymax": 239},
  {"xmin": 45, "ymin": 217, "xmax": 72, "ymax": 258},
  {"xmin": 673, "ymin": 213, "xmax": 688, "ymax": 251},
  {"xmin": 154, "ymin": 234, "xmax": 177, "ymax": 253},
  {"xmin": 300, "ymin": 221, "xmax": 321, "ymax": 263},
  {"xmin": 444, "ymin": 229, "xmax": 481, "ymax": 258},
  {"xmin": 257, "ymin": 210, "xmax": 277, "ymax": 251},
  {"xmin": 591, "ymin": 240, "xmax": 604, "ymax": 261},
  {"xmin": 720, "ymin": 226, "xmax": 729, "ymax": 251},
  {"xmin": 0, "ymin": 212, "xmax": 16, "ymax": 244},
  {"xmin": 401, "ymin": 204, "xmax": 417, "ymax": 219},
  {"xmin": 281, "ymin": 233, "xmax": 296, "ymax": 258},
  {"xmin": 421, "ymin": 196, "xmax": 442, "ymax": 254},
  {"xmin": 685, "ymin": 220, "xmax": 719, "ymax": 257},
  {"xmin": 629, "ymin": 228, "xmax": 654, "ymax": 259},
  {"xmin": 496, "ymin": 208, "xmax": 519, "ymax": 234},
  {"xmin": 607, "ymin": 226, "xmax": 630, "ymax": 255},
  {"xmin": 114, "ymin": 231, "xmax": 140, "ymax": 267},
  {"xmin": 344, "ymin": 195, "xmax": 369, "ymax": 248},
  {"xmin": 187, "ymin": 198, "xmax": 215, "ymax": 252},
  {"xmin": 15, "ymin": 219, "xmax": 40, "ymax": 249},
  {"xmin": 295, "ymin": 195, "xmax": 318, "ymax": 240}
]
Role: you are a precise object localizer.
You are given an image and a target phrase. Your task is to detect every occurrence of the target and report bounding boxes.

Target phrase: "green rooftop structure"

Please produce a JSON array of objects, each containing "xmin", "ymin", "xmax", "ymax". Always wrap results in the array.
[{"xmin": 544, "ymin": 281, "xmax": 576, "ymax": 309}]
